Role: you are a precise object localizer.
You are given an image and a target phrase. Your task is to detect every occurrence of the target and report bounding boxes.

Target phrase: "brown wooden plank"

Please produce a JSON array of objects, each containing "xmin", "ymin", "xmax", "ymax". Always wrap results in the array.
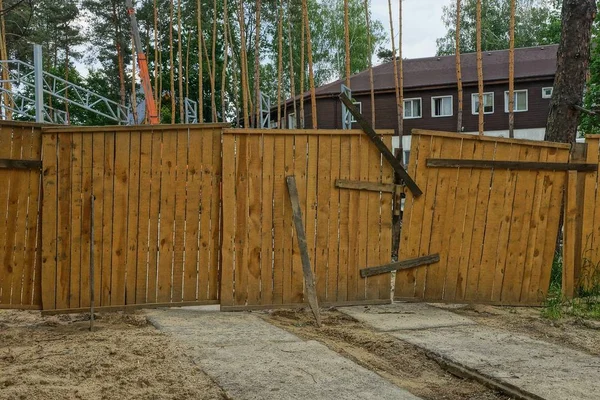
[
  {"xmin": 361, "ymin": 254, "xmax": 441, "ymax": 278},
  {"xmin": 198, "ymin": 129, "xmax": 214, "ymax": 300},
  {"xmin": 427, "ymin": 159, "xmax": 596, "ymax": 172},
  {"xmin": 305, "ymin": 135, "xmax": 319, "ymax": 300},
  {"xmin": 271, "ymin": 135, "xmax": 286, "ymax": 304},
  {"xmin": 580, "ymin": 139, "xmax": 599, "ymax": 290},
  {"xmin": 328, "ymin": 135, "xmax": 342, "ymax": 301},
  {"xmin": 346, "ymin": 135, "xmax": 361, "ymax": 301},
  {"xmin": 500, "ymin": 145, "xmax": 541, "ymax": 303},
  {"xmin": 145, "ymin": 129, "xmax": 162, "ymax": 303},
  {"xmin": 79, "ymin": 134, "xmax": 93, "ymax": 308},
  {"xmin": 91, "ymin": 132, "xmax": 105, "ymax": 309},
  {"xmin": 260, "ymin": 133, "xmax": 275, "ymax": 305},
  {"xmin": 1, "ymin": 127, "xmax": 19, "ymax": 304},
  {"xmin": 234, "ymin": 133, "xmax": 249, "ymax": 305},
  {"xmin": 246, "ymin": 133, "xmax": 262, "ymax": 305},
  {"xmin": 171, "ymin": 129, "xmax": 188, "ymax": 303},
  {"xmin": 43, "ymin": 123, "xmax": 229, "ymax": 134},
  {"xmin": 423, "ymin": 136, "xmax": 463, "ymax": 300},
  {"xmin": 517, "ymin": 147, "xmax": 550, "ymax": 303},
  {"xmin": 281, "ymin": 134, "xmax": 295, "ymax": 303},
  {"xmin": 475, "ymin": 142, "xmax": 513, "ymax": 302},
  {"xmin": 335, "ymin": 179, "xmax": 396, "ymax": 193},
  {"xmin": 463, "ymin": 141, "xmax": 497, "ymax": 301},
  {"xmin": 337, "ymin": 135, "xmax": 351, "ymax": 302},
  {"xmin": 563, "ymin": 170, "xmax": 578, "ymax": 299},
  {"xmin": 292, "ymin": 134, "xmax": 308, "ymax": 303},
  {"xmin": 355, "ymin": 135, "xmax": 370, "ymax": 300},
  {"xmin": 101, "ymin": 132, "xmax": 115, "ymax": 306},
  {"xmin": 222, "ymin": 128, "xmax": 394, "ymax": 136},
  {"xmin": 315, "ymin": 135, "xmax": 333, "ymax": 301},
  {"xmin": 55, "ymin": 133, "xmax": 72, "ymax": 309},
  {"xmin": 286, "ymin": 175, "xmax": 321, "ymax": 326},
  {"xmin": 442, "ymin": 139, "xmax": 475, "ymax": 301},
  {"xmin": 0, "ymin": 159, "xmax": 42, "ymax": 169},
  {"xmin": 126, "ymin": 131, "xmax": 141, "ymax": 304},
  {"xmin": 135, "ymin": 132, "xmax": 153, "ymax": 303},
  {"xmin": 68, "ymin": 133, "xmax": 83, "ymax": 308},
  {"xmin": 220, "ymin": 133, "xmax": 236, "ymax": 306},
  {"xmin": 21, "ymin": 126, "xmax": 43, "ymax": 306},
  {"xmin": 412, "ymin": 129, "xmax": 572, "ymax": 149},
  {"xmin": 182, "ymin": 130, "xmax": 202, "ymax": 302},
  {"xmin": 208, "ymin": 128, "xmax": 221, "ymax": 301},
  {"xmin": 0, "ymin": 125, "xmax": 11, "ymax": 303},
  {"xmin": 109, "ymin": 132, "xmax": 130, "ymax": 306},
  {"xmin": 158, "ymin": 130, "xmax": 177, "ymax": 303},
  {"xmin": 378, "ymin": 135, "xmax": 394, "ymax": 299},
  {"xmin": 365, "ymin": 135, "xmax": 382, "ymax": 300}
]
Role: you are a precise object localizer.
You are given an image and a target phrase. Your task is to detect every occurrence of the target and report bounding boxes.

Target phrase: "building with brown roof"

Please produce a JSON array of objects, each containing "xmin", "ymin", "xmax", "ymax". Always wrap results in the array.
[{"xmin": 276, "ymin": 45, "xmax": 557, "ymax": 159}]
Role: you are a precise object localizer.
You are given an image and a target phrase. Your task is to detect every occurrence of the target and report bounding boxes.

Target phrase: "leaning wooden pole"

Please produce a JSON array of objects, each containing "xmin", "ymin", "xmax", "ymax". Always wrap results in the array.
[
  {"xmin": 299, "ymin": 6, "xmax": 306, "ymax": 129},
  {"xmin": 476, "ymin": 0, "xmax": 484, "ymax": 136},
  {"xmin": 177, "ymin": 0, "xmax": 184, "ymax": 122},
  {"xmin": 364, "ymin": 0, "xmax": 375, "ymax": 127},
  {"xmin": 508, "ymin": 0, "xmax": 516, "ymax": 138},
  {"xmin": 455, "ymin": 0, "xmax": 463, "ymax": 133},
  {"xmin": 344, "ymin": 0, "xmax": 351, "ymax": 87},
  {"xmin": 387, "ymin": 0, "xmax": 402, "ymax": 141},
  {"xmin": 169, "ymin": 0, "xmax": 176, "ymax": 123},
  {"xmin": 303, "ymin": 0, "xmax": 318, "ymax": 128}
]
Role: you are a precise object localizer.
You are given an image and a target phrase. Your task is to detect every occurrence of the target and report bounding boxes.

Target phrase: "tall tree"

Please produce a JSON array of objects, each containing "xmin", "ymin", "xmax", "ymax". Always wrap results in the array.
[
  {"xmin": 546, "ymin": 0, "xmax": 597, "ymax": 143},
  {"xmin": 508, "ymin": 0, "xmax": 516, "ymax": 138},
  {"xmin": 455, "ymin": 0, "xmax": 463, "ymax": 132}
]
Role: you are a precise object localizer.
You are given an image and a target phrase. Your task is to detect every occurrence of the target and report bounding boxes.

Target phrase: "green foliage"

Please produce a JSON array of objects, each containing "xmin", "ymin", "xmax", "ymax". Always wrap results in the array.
[
  {"xmin": 580, "ymin": 13, "xmax": 600, "ymax": 135},
  {"xmin": 435, "ymin": 0, "xmax": 562, "ymax": 56}
]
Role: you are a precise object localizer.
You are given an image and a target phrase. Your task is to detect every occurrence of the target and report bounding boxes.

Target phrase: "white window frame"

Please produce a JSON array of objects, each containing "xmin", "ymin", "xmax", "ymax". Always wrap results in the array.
[
  {"xmin": 431, "ymin": 95, "xmax": 453, "ymax": 117},
  {"xmin": 403, "ymin": 98, "xmax": 422, "ymax": 119},
  {"xmin": 288, "ymin": 112, "xmax": 296, "ymax": 129},
  {"xmin": 350, "ymin": 101, "xmax": 362, "ymax": 123},
  {"xmin": 542, "ymin": 87, "xmax": 553, "ymax": 99},
  {"xmin": 504, "ymin": 89, "xmax": 528, "ymax": 113},
  {"xmin": 471, "ymin": 92, "xmax": 494, "ymax": 115}
]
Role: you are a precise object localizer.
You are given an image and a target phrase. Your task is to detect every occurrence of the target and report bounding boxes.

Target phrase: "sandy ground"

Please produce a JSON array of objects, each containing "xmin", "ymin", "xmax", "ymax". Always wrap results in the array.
[
  {"xmin": 0, "ymin": 310, "xmax": 226, "ymax": 400},
  {"xmin": 264, "ymin": 309, "xmax": 511, "ymax": 400},
  {"xmin": 446, "ymin": 304, "xmax": 600, "ymax": 357}
]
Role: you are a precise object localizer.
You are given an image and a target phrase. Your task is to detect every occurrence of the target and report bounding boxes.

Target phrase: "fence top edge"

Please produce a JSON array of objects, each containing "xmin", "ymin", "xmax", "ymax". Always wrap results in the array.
[
  {"xmin": 223, "ymin": 128, "xmax": 395, "ymax": 135},
  {"xmin": 41, "ymin": 123, "xmax": 231, "ymax": 133},
  {"xmin": 412, "ymin": 129, "xmax": 572, "ymax": 149},
  {"xmin": 0, "ymin": 120, "xmax": 52, "ymax": 129}
]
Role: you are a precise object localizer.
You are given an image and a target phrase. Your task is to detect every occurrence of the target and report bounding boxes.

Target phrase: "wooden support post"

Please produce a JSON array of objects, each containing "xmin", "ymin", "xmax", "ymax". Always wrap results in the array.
[
  {"xmin": 335, "ymin": 179, "xmax": 396, "ymax": 193},
  {"xmin": 0, "ymin": 159, "xmax": 42, "ymax": 170},
  {"xmin": 360, "ymin": 254, "xmax": 440, "ymax": 278},
  {"xmin": 427, "ymin": 158, "xmax": 598, "ymax": 172},
  {"xmin": 339, "ymin": 93, "xmax": 422, "ymax": 197},
  {"xmin": 286, "ymin": 175, "xmax": 322, "ymax": 327}
]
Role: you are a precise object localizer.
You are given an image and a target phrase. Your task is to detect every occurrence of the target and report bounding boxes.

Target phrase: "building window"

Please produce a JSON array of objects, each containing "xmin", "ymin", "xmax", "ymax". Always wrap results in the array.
[
  {"xmin": 431, "ymin": 96, "xmax": 453, "ymax": 117},
  {"xmin": 542, "ymin": 87, "xmax": 553, "ymax": 99},
  {"xmin": 471, "ymin": 92, "xmax": 494, "ymax": 114},
  {"xmin": 404, "ymin": 98, "xmax": 422, "ymax": 119},
  {"xmin": 504, "ymin": 90, "xmax": 528, "ymax": 112},
  {"xmin": 288, "ymin": 112, "xmax": 296, "ymax": 129},
  {"xmin": 350, "ymin": 101, "xmax": 362, "ymax": 123}
]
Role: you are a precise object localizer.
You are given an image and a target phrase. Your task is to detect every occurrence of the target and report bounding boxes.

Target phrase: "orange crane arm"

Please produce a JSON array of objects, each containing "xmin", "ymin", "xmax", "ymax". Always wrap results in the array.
[{"xmin": 126, "ymin": 0, "xmax": 159, "ymax": 125}]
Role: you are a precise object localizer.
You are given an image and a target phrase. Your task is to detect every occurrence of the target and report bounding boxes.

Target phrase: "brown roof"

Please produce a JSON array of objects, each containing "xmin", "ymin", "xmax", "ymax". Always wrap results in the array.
[{"xmin": 311, "ymin": 44, "xmax": 558, "ymax": 98}]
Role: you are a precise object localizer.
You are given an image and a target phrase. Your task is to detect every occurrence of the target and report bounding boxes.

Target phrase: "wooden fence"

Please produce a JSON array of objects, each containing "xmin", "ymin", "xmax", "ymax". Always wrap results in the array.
[
  {"xmin": 41, "ymin": 124, "xmax": 224, "ymax": 311},
  {"xmin": 396, "ymin": 130, "xmax": 571, "ymax": 305},
  {"xmin": 221, "ymin": 129, "xmax": 394, "ymax": 309},
  {"xmin": 0, "ymin": 122, "xmax": 43, "ymax": 309}
]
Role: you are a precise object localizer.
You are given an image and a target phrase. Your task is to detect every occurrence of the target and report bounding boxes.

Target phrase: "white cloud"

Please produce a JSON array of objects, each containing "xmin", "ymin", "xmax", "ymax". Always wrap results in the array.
[{"xmin": 370, "ymin": 0, "xmax": 450, "ymax": 60}]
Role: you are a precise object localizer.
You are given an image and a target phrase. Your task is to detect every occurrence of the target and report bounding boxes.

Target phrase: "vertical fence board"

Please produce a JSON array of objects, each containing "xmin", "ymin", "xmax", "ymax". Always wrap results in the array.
[
  {"xmin": 41, "ymin": 133, "xmax": 58, "ymax": 310},
  {"xmin": 69, "ymin": 133, "xmax": 83, "ymax": 308},
  {"xmin": 292, "ymin": 135, "xmax": 308, "ymax": 303},
  {"xmin": 126, "ymin": 131, "xmax": 141, "ymax": 304}
]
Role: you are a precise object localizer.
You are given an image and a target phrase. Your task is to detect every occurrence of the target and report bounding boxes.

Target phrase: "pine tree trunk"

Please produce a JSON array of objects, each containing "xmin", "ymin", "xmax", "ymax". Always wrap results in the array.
[
  {"xmin": 508, "ymin": 0, "xmax": 516, "ymax": 138},
  {"xmin": 476, "ymin": 0, "xmax": 484, "ymax": 136},
  {"xmin": 211, "ymin": 0, "xmax": 218, "ymax": 122},
  {"xmin": 288, "ymin": 2, "xmax": 297, "ymax": 129},
  {"xmin": 221, "ymin": 0, "xmax": 230, "ymax": 120},
  {"xmin": 169, "ymin": 0, "xmax": 176, "ymax": 123},
  {"xmin": 238, "ymin": 0, "xmax": 249, "ymax": 127},
  {"xmin": 132, "ymin": 36, "xmax": 138, "ymax": 124},
  {"xmin": 303, "ymin": 0, "xmax": 317, "ymax": 128},
  {"xmin": 254, "ymin": 0, "xmax": 262, "ymax": 127},
  {"xmin": 364, "ymin": 0, "xmax": 375, "ymax": 127},
  {"xmin": 112, "ymin": 1, "xmax": 127, "ymax": 108},
  {"xmin": 387, "ymin": 0, "xmax": 402, "ymax": 139},
  {"xmin": 546, "ymin": 0, "xmax": 597, "ymax": 144},
  {"xmin": 0, "ymin": 0, "xmax": 13, "ymax": 119},
  {"xmin": 299, "ymin": 8, "xmax": 305, "ymax": 129},
  {"xmin": 398, "ymin": 0, "xmax": 403, "ymax": 143},
  {"xmin": 177, "ymin": 0, "xmax": 184, "ymax": 122},
  {"xmin": 154, "ymin": 0, "xmax": 160, "ymax": 118},
  {"xmin": 455, "ymin": 0, "xmax": 463, "ymax": 133},
  {"xmin": 197, "ymin": 0, "xmax": 203, "ymax": 122},
  {"xmin": 344, "ymin": 0, "xmax": 350, "ymax": 87},
  {"xmin": 277, "ymin": 0, "xmax": 284, "ymax": 128}
]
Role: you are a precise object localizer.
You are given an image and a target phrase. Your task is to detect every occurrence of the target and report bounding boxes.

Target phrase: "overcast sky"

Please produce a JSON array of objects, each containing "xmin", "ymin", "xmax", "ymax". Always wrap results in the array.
[{"xmin": 370, "ymin": 0, "xmax": 449, "ymax": 59}]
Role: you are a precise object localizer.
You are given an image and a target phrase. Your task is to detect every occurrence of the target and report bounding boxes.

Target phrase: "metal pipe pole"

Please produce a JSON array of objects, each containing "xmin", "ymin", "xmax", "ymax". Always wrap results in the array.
[
  {"xmin": 33, "ymin": 44, "xmax": 44, "ymax": 123},
  {"xmin": 90, "ymin": 195, "xmax": 95, "ymax": 332}
]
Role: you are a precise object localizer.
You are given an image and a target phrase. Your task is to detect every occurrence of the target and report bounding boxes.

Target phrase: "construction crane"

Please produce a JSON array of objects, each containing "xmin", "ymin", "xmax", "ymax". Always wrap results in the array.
[{"xmin": 125, "ymin": 0, "xmax": 159, "ymax": 124}]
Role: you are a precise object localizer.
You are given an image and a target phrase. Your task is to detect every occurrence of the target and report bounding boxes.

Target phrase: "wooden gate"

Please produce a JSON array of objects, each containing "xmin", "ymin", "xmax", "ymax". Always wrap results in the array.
[
  {"xmin": 220, "ymin": 129, "xmax": 395, "ymax": 309},
  {"xmin": 41, "ymin": 124, "xmax": 224, "ymax": 311},
  {"xmin": 0, "ymin": 122, "xmax": 43, "ymax": 309},
  {"xmin": 396, "ymin": 130, "xmax": 572, "ymax": 305}
]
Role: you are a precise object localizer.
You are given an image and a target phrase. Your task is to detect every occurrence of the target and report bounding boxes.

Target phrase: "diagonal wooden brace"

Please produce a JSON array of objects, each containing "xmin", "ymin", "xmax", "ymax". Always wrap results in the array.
[{"xmin": 339, "ymin": 93, "xmax": 422, "ymax": 197}]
